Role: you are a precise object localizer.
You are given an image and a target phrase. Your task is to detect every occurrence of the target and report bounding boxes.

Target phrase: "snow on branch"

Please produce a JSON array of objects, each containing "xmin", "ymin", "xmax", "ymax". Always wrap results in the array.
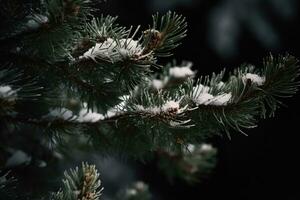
[
  {"xmin": 44, "ymin": 107, "xmax": 106, "ymax": 123},
  {"xmin": 242, "ymin": 73, "xmax": 266, "ymax": 86},
  {"xmin": 43, "ymin": 95, "xmax": 129, "ymax": 124},
  {"xmin": 192, "ymin": 84, "xmax": 232, "ymax": 106},
  {"xmin": 150, "ymin": 61, "xmax": 196, "ymax": 90},
  {"xmin": 79, "ymin": 37, "xmax": 144, "ymax": 62},
  {"xmin": 135, "ymin": 100, "xmax": 184, "ymax": 115},
  {"xmin": 133, "ymin": 99, "xmax": 192, "ymax": 127},
  {"xmin": 0, "ymin": 68, "xmax": 43, "ymax": 114}
]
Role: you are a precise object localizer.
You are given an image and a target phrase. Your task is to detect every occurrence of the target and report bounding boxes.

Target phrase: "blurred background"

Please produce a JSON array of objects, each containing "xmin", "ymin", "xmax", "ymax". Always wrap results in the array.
[
  {"xmin": 1, "ymin": 0, "xmax": 300, "ymax": 199},
  {"xmin": 97, "ymin": 0, "xmax": 300, "ymax": 199}
]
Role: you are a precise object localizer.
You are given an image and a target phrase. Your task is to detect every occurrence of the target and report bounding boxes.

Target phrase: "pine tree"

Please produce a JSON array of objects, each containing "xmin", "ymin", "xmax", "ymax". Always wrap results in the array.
[{"xmin": 0, "ymin": 0, "xmax": 299, "ymax": 199}]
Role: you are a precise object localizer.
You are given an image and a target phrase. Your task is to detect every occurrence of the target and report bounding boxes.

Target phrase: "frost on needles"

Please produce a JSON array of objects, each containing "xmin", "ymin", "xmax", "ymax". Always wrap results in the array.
[
  {"xmin": 50, "ymin": 163, "xmax": 103, "ymax": 200},
  {"xmin": 0, "ymin": 0, "xmax": 299, "ymax": 199}
]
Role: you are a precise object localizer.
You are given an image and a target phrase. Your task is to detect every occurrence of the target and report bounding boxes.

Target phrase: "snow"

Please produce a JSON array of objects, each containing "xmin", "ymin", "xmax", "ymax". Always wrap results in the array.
[
  {"xmin": 192, "ymin": 84, "xmax": 210, "ymax": 97},
  {"xmin": 194, "ymin": 93, "xmax": 214, "ymax": 105},
  {"xmin": 187, "ymin": 144, "xmax": 196, "ymax": 153},
  {"xmin": 80, "ymin": 38, "xmax": 118, "ymax": 60},
  {"xmin": 118, "ymin": 38, "xmax": 143, "ymax": 58},
  {"xmin": 192, "ymin": 84, "xmax": 231, "ymax": 106},
  {"xmin": 162, "ymin": 100, "xmax": 180, "ymax": 112},
  {"xmin": 116, "ymin": 95, "xmax": 129, "ymax": 110},
  {"xmin": 46, "ymin": 107, "xmax": 105, "ymax": 123},
  {"xmin": 79, "ymin": 38, "xmax": 143, "ymax": 60},
  {"xmin": 77, "ymin": 108, "xmax": 105, "ymax": 122},
  {"xmin": 134, "ymin": 181, "xmax": 147, "ymax": 190},
  {"xmin": 200, "ymin": 144, "xmax": 214, "ymax": 152},
  {"xmin": 0, "ymin": 85, "xmax": 17, "ymax": 99},
  {"xmin": 151, "ymin": 79, "xmax": 165, "ymax": 90},
  {"xmin": 135, "ymin": 100, "xmax": 188, "ymax": 119},
  {"xmin": 135, "ymin": 105, "xmax": 160, "ymax": 114},
  {"xmin": 242, "ymin": 73, "xmax": 266, "ymax": 86},
  {"xmin": 47, "ymin": 108, "xmax": 75, "ymax": 120},
  {"xmin": 208, "ymin": 92, "xmax": 232, "ymax": 106},
  {"xmin": 169, "ymin": 62, "xmax": 195, "ymax": 79},
  {"xmin": 26, "ymin": 15, "xmax": 49, "ymax": 30},
  {"xmin": 149, "ymin": 62, "xmax": 195, "ymax": 90},
  {"xmin": 185, "ymin": 143, "xmax": 214, "ymax": 154},
  {"xmin": 217, "ymin": 81, "xmax": 225, "ymax": 89},
  {"xmin": 104, "ymin": 110, "xmax": 116, "ymax": 118}
]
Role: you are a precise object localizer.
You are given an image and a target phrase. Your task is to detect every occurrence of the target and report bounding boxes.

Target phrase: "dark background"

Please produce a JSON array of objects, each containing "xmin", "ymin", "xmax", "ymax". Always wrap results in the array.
[{"xmin": 99, "ymin": 0, "xmax": 300, "ymax": 199}]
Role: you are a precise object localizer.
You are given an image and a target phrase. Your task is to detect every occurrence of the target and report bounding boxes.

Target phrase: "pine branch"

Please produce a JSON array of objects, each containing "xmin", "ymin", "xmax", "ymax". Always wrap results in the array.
[
  {"xmin": 50, "ymin": 163, "xmax": 103, "ymax": 200},
  {"xmin": 188, "ymin": 54, "xmax": 300, "ymax": 137},
  {"xmin": 70, "ymin": 15, "xmax": 129, "ymax": 58},
  {"xmin": 157, "ymin": 143, "xmax": 217, "ymax": 183},
  {"xmin": 0, "ymin": 66, "xmax": 43, "ymax": 114},
  {"xmin": 2, "ymin": 51, "xmax": 122, "ymax": 110},
  {"xmin": 1, "ymin": 55, "xmax": 298, "ymax": 155},
  {"xmin": 1, "ymin": 0, "xmax": 299, "ymax": 156},
  {"xmin": 2, "ymin": 1, "xmax": 299, "ymax": 199},
  {"xmin": 1, "ymin": 0, "xmax": 91, "ymax": 41},
  {"xmin": 2, "ymin": 11, "xmax": 187, "ymax": 112},
  {"xmin": 1, "ymin": 0, "xmax": 94, "ymax": 61},
  {"xmin": 142, "ymin": 11, "xmax": 187, "ymax": 57}
]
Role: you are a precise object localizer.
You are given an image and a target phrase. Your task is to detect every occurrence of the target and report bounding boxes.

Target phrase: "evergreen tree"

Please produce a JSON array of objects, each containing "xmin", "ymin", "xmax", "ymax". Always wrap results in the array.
[{"xmin": 0, "ymin": 0, "xmax": 299, "ymax": 199}]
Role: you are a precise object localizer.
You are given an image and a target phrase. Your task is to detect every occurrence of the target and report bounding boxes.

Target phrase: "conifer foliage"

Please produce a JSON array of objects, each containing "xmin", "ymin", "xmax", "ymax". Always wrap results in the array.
[
  {"xmin": 50, "ymin": 163, "xmax": 103, "ymax": 200},
  {"xmin": 0, "ymin": 0, "xmax": 299, "ymax": 199}
]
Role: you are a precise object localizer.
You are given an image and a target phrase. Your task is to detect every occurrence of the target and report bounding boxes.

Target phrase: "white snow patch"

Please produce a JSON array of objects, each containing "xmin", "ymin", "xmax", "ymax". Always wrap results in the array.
[
  {"xmin": 192, "ymin": 84, "xmax": 231, "ymax": 106},
  {"xmin": 194, "ymin": 93, "xmax": 214, "ymax": 105},
  {"xmin": 200, "ymin": 144, "xmax": 214, "ymax": 152},
  {"xmin": 77, "ymin": 108, "xmax": 105, "ymax": 122},
  {"xmin": 134, "ymin": 181, "xmax": 147, "ymax": 190},
  {"xmin": 135, "ymin": 100, "xmax": 187, "ymax": 116},
  {"xmin": 151, "ymin": 79, "xmax": 165, "ymax": 90},
  {"xmin": 169, "ymin": 62, "xmax": 195, "ymax": 79},
  {"xmin": 80, "ymin": 38, "xmax": 143, "ymax": 61},
  {"xmin": 162, "ymin": 100, "xmax": 180, "ymax": 112},
  {"xmin": 118, "ymin": 38, "xmax": 143, "ymax": 57},
  {"xmin": 0, "ymin": 85, "xmax": 17, "ymax": 100},
  {"xmin": 187, "ymin": 144, "xmax": 196, "ymax": 153},
  {"xmin": 208, "ymin": 92, "xmax": 232, "ymax": 106},
  {"xmin": 242, "ymin": 73, "xmax": 265, "ymax": 86},
  {"xmin": 47, "ymin": 108, "xmax": 75, "ymax": 120},
  {"xmin": 149, "ymin": 62, "xmax": 195, "ymax": 90},
  {"xmin": 45, "ymin": 102, "xmax": 108, "ymax": 123},
  {"xmin": 80, "ymin": 38, "xmax": 118, "ymax": 60},
  {"xmin": 192, "ymin": 84, "xmax": 211, "ymax": 97}
]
